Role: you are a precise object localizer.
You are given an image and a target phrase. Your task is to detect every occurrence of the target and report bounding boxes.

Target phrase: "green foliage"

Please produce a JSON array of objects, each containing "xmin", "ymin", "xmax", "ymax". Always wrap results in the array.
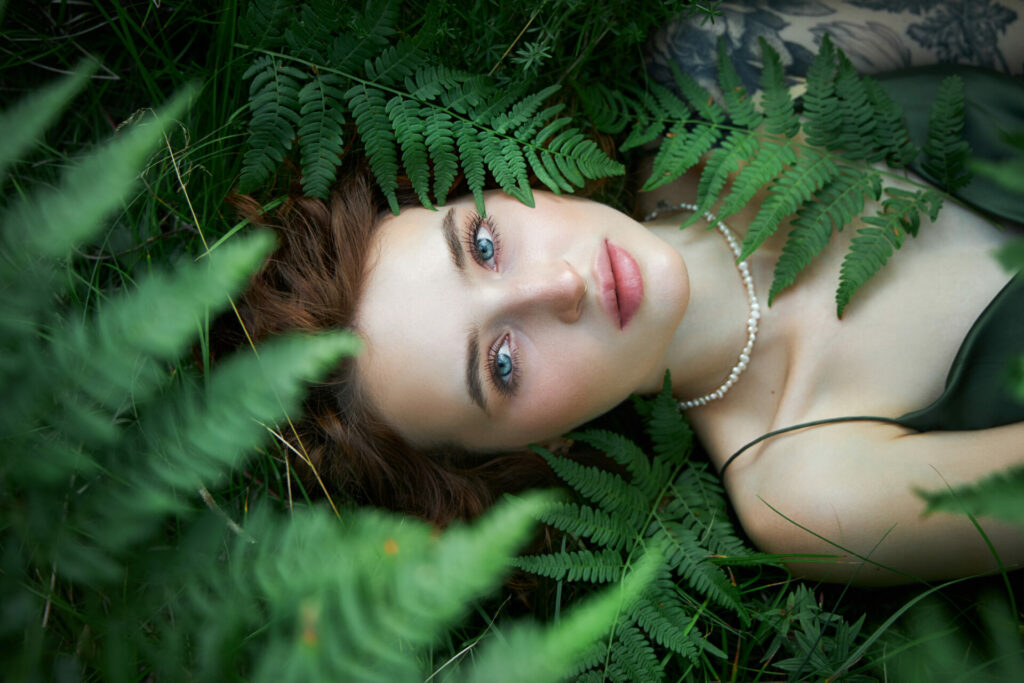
[
  {"xmin": 515, "ymin": 376, "xmax": 757, "ymax": 681},
  {"xmin": 608, "ymin": 34, "xmax": 972, "ymax": 315},
  {"xmin": 237, "ymin": 0, "xmax": 625, "ymax": 212},
  {"xmin": 919, "ymin": 465, "xmax": 1024, "ymax": 526},
  {"xmin": 1, "ymin": 66, "xmax": 653, "ymax": 683}
]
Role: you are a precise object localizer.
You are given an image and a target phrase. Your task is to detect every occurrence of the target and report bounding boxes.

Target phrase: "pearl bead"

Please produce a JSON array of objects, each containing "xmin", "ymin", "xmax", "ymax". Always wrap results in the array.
[{"xmin": 644, "ymin": 202, "xmax": 762, "ymax": 412}]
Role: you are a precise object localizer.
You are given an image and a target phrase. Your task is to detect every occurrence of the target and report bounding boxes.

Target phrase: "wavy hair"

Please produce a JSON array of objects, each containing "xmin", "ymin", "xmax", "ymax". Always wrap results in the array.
[{"xmin": 213, "ymin": 168, "xmax": 555, "ymax": 525}]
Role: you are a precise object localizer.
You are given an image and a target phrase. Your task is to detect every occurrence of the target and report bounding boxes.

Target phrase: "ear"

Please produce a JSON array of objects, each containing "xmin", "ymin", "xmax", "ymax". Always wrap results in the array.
[{"xmin": 535, "ymin": 435, "xmax": 574, "ymax": 456}]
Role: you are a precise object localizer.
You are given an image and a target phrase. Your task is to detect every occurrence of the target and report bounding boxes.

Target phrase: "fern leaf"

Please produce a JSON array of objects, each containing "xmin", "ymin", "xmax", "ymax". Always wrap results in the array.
[
  {"xmin": 364, "ymin": 41, "xmax": 426, "ymax": 86},
  {"xmin": 629, "ymin": 577, "xmax": 700, "ymax": 662},
  {"xmin": 386, "ymin": 97, "xmax": 432, "ymax": 208},
  {"xmin": 862, "ymin": 77, "xmax": 918, "ymax": 167},
  {"xmin": 346, "ymin": 83, "xmax": 399, "ymax": 213},
  {"xmin": 654, "ymin": 520, "xmax": 746, "ymax": 619},
  {"xmin": 717, "ymin": 139, "xmax": 797, "ymax": 221},
  {"xmin": 802, "ymin": 34, "xmax": 840, "ymax": 149},
  {"xmin": 568, "ymin": 429, "xmax": 655, "ymax": 499},
  {"xmin": 514, "ymin": 549, "xmax": 624, "ymax": 583},
  {"xmin": 693, "ymin": 131, "xmax": 761, "ymax": 216},
  {"xmin": 669, "ymin": 465, "xmax": 750, "ymax": 558},
  {"xmin": 238, "ymin": 0, "xmax": 291, "ymax": 49},
  {"xmin": 920, "ymin": 464, "xmax": 1024, "ymax": 525},
  {"xmin": 670, "ymin": 62, "xmax": 725, "ymax": 125},
  {"xmin": 716, "ymin": 38, "xmax": 763, "ymax": 130},
  {"xmin": 643, "ymin": 122, "xmax": 721, "ymax": 192},
  {"xmin": 0, "ymin": 62, "xmax": 91, "ymax": 182},
  {"xmin": 610, "ymin": 623, "xmax": 664, "ymax": 683},
  {"xmin": 328, "ymin": 0, "xmax": 398, "ymax": 73},
  {"xmin": 492, "ymin": 84, "xmax": 560, "ymax": 135},
  {"xmin": 922, "ymin": 75, "xmax": 972, "ymax": 192},
  {"xmin": 758, "ymin": 36, "xmax": 799, "ymax": 137},
  {"xmin": 768, "ymin": 167, "xmax": 880, "ymax": 303},
  {"xmin": 836, "ymin": 188, "xmax": 941, "ymax": 316},
  {"xmin": 526, "ymin": 147, "xmax": 570, "ymax": 194},
  {"xmin": 739, "ymin": 148, "xmax": 839, "ymax": 260},
  {"xmin": 538, "ymin": 502, "xmax": 634, "ymax": 550},
  {"xmin": 480, "ymin": 129, "xmax": 533, "ymax": 207},
  {"xmin": 240, "ymin": 56, "xmax": 304, "ymax": 193},
  {"xmin": 645, "ymin": 373, "xmax": 693, "ymax": 469},
  {"xmin": 455, "ymin": 119, "xmax": 487, "ymax": 214},
  {"xmin": 297, "ymin": 73, "xmax": 347, "ymax": 199},
  {"xmin": 833, "ymin": 52, "xmax": 878, "ymax": 161},
  {"xmin": 534, "ymin": 447, "xmax": 648, "ymax": 521},
  {"xmin": 577, "ymin": 83, "xmax": 631, "ymax": 134},
  {"xmin": 424, "ymin": 110, "xmax": 458, "ymax": 205}
]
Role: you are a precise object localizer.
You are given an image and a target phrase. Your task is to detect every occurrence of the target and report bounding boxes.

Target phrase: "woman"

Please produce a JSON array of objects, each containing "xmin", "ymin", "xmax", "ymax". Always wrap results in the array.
[{"xmin": 221, "ymin": 1, "xmax": 1024, "ymax": 585}]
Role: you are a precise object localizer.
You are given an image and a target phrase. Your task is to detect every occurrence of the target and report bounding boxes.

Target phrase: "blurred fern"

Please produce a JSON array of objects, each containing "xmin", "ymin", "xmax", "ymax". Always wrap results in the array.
[{"xmin": 1, "ymin": 66, "xmax": 656, "ymax": 683}]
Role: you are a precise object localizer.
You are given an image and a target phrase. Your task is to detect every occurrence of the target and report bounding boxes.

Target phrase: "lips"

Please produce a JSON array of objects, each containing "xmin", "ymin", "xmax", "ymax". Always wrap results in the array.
[{"xmin": 596, "ymin": 239, "xmax": 644, "ymax": 329}]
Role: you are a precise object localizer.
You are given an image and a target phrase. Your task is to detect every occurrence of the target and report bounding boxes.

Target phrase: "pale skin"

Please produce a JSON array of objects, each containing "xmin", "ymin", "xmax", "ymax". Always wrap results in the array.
[{"xmin": 355, "ymin": 1, "xmax": 1024, "ymax": 584}]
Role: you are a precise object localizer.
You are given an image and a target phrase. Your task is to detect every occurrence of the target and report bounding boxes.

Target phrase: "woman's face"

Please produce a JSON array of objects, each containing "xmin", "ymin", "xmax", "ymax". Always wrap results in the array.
[{"xmin": 356, "ymin": 191, "xmax": 689, "ymax": 451}]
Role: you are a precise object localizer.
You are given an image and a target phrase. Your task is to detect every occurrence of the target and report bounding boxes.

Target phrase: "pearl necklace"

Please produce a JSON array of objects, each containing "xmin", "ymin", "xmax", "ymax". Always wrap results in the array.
[{"xmin": 642, "ymin": 203, "xmax": 761, "ymax": 410}]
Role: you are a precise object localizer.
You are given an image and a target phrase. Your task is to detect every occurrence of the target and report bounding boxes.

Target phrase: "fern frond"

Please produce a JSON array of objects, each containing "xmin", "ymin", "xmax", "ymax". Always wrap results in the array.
[
  {"xmin": 643, "ymin": 122, "xmax": 721, "ymax": 192},
  {"xmin": 739, "ymin": 148, "xmax": 839, "ymax": 260},
  {"xmin": 670, "ymin": 62, "xmax": 725, "ymax": 125},
  {"xmin": 577, "ymin": 83, "xmax": 632, "ymax": 135},
  {"xmin": 716, "ymin": 38, "xmax": 763, "ymax": 130},
  {"xmin": 327, "ymin": 0, "xmax": 398, "ymax": 73},
  {"xmin": 493, "ymin": 84, "xmax": 560, "ymax": 134},
  {"xmin": 363, "ymin": 41, "xmax": 426, "ymax": 86},
  {"xmin": 538, "ymin": 502, "xmax": 634, "ymax": 550},
  {"xmin": 240, "ymin": 56, "xmax": 304, "ymax": 193},
  {"xmin": 693, "ymin": 131, "xmax": 761, "ymax": 215},
  {"xmin": 535, "ymin": 447, "xmax": 648, "ymax": 522},
  {"xmin": 669, "ymin": 465, "xmax": 749, "ymax": 558},
  {"xmin": 862, "ymin": 77, "xmax": 918, "ymax": 167},
  {"xmin": 346, "ymin": 83, "xmax": 400, "ymax": 213},
  {"xmin": 768, "ymin": 167, "xmax": 881, "ymax": 303},
  {"xmin": 514, "ymin": 549, "xmax": 624, "ymax": 583},
  {"xmin": 920, "ymin": 464, "xmax": 1024, "ymax": 525},
  {"xmin": 610, "ymin": 623, "xmax": 664, "ymax": 683},
  {"xmin": 646, "ymin": 374, "xmax": 693, "ymax": 469},
  {"xmin": 833, "ymin": 52, "xmax": 878, "ymax": 160},
  {"xmin": 386, "ymin": 96, "xmax": 432, "ymax": 208},
  {"xmin": 481, "ymin": 129, "xmax": 533, "ymax": 207},
  {"xmin": 802, "ymin": 34, "xmax": 840, "ymax": 149},
  {"xmin": 297, "ymin": 73, "xmax": 347, "ymax": 198},
  {"xmin": 455, "ymin": 119, "xmax": 487, "ymax": 214},
  {"xmin": 758, "ymin": 36, "xmax": 799, "ymax": 137},
  {"xmin": 629, "ymin": 579, "xmax": 700, "ymax": 662},
  {"xmin": 654, "ymin": 520, "xmax": 746, "ymax": 618},
  {"xmin": 238, "ymin": 0, "xmax": 291, "ymax": 49},
  {"xmin": 922, "ymin": 75, "xmax": 972, "ymax": 192},
  {"xmin": 718, "ymin": 139, "xmax": 797, "ymax": 221},
  {"xmin": 568, "ymin": 429, "xmax": 653, "ymax": 498},
  {"xmin": 836, "ymin": 187, "xmax": 941, "ymax": 316},
  {"xmin": 425, "ymin": 110, "xmax": 458, "ymax": 205}
]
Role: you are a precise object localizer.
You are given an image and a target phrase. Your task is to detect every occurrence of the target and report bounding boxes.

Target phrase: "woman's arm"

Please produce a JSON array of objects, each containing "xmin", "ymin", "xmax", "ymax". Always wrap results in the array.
[
  {"xmin": 729, "ymin": 420, "xmax": 1024, "ymax": 585},
  {"xmin": 648, "ymin": 0, "xmax": 1024, "ymax": 98}
]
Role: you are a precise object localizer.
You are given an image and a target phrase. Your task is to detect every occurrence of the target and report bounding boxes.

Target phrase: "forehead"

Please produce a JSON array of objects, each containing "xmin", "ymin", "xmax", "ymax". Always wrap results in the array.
[{"xmin": 356, "ymin": 201, "xmax": 473, "ymax": 444}]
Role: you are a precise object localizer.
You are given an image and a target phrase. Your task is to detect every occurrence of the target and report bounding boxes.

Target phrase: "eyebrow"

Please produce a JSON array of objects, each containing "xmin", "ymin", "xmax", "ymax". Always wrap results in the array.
[
  {"xmin": 442, "ymin": 208, "xmax": 489, "ymax": 415},
  {"xmin": 465, "ymin": 327, "xmax": 489, "ymax": 414},
  {"xmin": 442, "ymin": 208, "xmax": 464, "ymax": 271}
]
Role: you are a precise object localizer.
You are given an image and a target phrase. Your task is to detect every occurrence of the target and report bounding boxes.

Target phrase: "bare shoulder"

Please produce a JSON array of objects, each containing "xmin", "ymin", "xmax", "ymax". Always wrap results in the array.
[
  {"xmin": 647, "ymin": 0, "xmax": 1024, "ymax": 97},
  {"xmin": 724, "ymin": 419, "xmax": 1024, "ymax": 584}
]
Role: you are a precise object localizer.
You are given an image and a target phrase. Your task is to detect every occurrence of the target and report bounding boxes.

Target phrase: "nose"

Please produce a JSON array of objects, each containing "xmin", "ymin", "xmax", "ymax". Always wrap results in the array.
[{"xmin": 495, "ymin": 260, "xmax": 587, "ymax": 324}]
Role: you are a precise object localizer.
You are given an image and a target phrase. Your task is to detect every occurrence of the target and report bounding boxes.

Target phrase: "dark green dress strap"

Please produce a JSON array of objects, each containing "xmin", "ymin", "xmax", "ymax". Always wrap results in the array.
[{"xmin": 719, "ymin": 273, "xmax": 1024, "ymax": 477}]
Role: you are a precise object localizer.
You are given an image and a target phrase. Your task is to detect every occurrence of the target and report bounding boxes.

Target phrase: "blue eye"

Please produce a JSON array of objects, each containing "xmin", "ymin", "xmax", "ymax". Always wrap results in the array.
[
  {"xmin": 489, "ymin": 336, "xmax": 517, "ymax": 394},
  {"xmin": 494, "ymin": 338, "xmax": 513, "ymax": 381},
  {"xmin": 470, "ymin": 219, "xmax": 498, "ymax": 268}
]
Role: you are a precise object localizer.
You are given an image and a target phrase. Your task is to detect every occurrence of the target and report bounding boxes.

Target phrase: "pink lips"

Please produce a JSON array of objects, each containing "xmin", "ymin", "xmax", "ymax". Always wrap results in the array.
[{"xmin": 596, "ymin": 239, "xmax": 644, "ymax": 329}]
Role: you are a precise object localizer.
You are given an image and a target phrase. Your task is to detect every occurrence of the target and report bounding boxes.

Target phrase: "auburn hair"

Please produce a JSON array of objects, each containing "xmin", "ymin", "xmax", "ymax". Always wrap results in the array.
[{"xmin": 213, "ymin": 168, "xmax": 556, "ymax": 526}]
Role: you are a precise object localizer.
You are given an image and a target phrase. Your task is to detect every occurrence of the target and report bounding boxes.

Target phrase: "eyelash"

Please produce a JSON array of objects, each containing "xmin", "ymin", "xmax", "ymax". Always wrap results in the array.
[
  {"xmin": 462, "ymin": 212, "xmax": 501, "ymax": 270},
  {"xmin": 487, "ymin": 334, "xmax": 520, "ymax": 397},
  {"xmin": 463, "ymin": 212, "xmax": 519, "ymax": 397}
]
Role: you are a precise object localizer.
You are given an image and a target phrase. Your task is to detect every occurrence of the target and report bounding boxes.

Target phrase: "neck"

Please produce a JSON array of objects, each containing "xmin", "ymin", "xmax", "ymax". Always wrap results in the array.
[{"xmin": 645, "ymin": 211, "xmax": 776, "ymax": 403}]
